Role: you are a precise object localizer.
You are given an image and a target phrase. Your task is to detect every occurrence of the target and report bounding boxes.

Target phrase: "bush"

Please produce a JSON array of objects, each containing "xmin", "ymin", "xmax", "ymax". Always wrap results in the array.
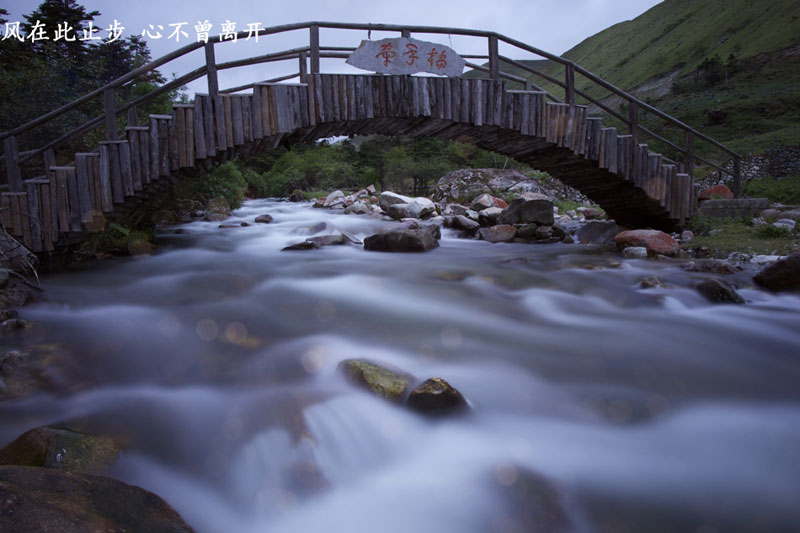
[
  {"xmin": 745, "ymin": 176, "xmax": 800, "ymax": 204},
  {"xmin": 756, "ymin": 224, "xmax": 792, "ymax": 238}
]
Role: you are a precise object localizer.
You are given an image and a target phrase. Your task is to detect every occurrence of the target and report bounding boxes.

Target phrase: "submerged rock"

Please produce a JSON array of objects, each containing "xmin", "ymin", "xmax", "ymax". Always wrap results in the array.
[
  {"xmin": 498, "ymin": 197, "xmax": 554, "ymax": 226},
  {"xmin": 682, "ymin": 259, "xmax": 739, "ymax": 275},
  {"xmin": 622, "ymin": 246, "xmax": 647, "ymax": 259},
  {"xmin": 406, "ymin": 377, "xmax": 468, "ymax": 415},
  {"xmin": 639, "ymin": 276, "xmax": 665, "ymax": 289},
  {"xmin": 753, "ymin": 252, "xmax": 800, "ymax": 292},
  {"xmin": 254, "ymin": 214, "xmax": 273, "ymax": 223},
  {"xmin": 0, "ymin": 465, "xmax": 194, "ymax": 532},
  {"xmin": 0, "ymin": 426, "xmax": 120, "ymax": 474},
  {"xmin": 339, "ymin": 359, "xmax": 411, "ymax": 402},
  {"xmin": 307, "ymin": 234, "xmax": 347, "ymax": 246},
  {"xmin": 614, "ymin": 229, "xmax": 679, "ymax": 257},
  {"xmin": 696, "ymin": 279, "xmax": 745, "ymax": 304},
  {"xmin": 282, "ymin": 241, "xmax": 321, "ymax": 251},
  {"xmin": 363, "ymin": 228, "xmax": 439, "ymax": 252}
]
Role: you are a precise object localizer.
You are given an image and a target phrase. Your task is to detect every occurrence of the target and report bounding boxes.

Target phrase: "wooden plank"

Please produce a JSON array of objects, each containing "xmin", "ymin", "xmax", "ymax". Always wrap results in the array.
[
  {"xmin": 231, "ymin": 95, "xmax": 244, "ymax": 146},
  {"xmin": 18, "ymin": 193, "xmax": 32, "ymax": 248},
  {"xmin": 223, "ymin": 95, "xmax": 233, "ymax": 149},
  {"xmin": 39, "ymin": 182, "xmax": 54, "ymax": 251},
  {"xmin": 97, "ymin": 145, "xmax": 112, "ymax": 212},
  {"xmin": 474, "ymin": 80, "xmax": 484, "ymax": 126},
  {"xmin": 201, "ymin": 94, "xmax": 215, "ymax": 156},
  {"xmin": 118, "ymin": 141, "xmax": 133, "ymax": 197},
  {"xmin": 460, "ymin": 79, "xmax": 471, "ymax": 123},
  {"xmin": 176, "ymin": 106, "xmax": 186, "ymax": 167},
  {"xmin": 105, "ymin": 143, "xmax": 122, "ymax": 203},
  {"xmin": 347, "ymin": 75, "xmax": 357, "ymax": 121},
  {"xmin": 75, "ymin": 155, "xmax": 93, "ymax": 223},
  {"xmin": 54, "ymin": 168, "xmax": 70, "ymax": 231},
  {"xmin": 64, "ymin": 167, "xmax": 81, "ymax": 232},
  {"xmin": 158, "ymin": 119, "xmax": 170, "ymax": 176},
  {"xmin": 0, "ymin": 195, "xmax": 12, "ymax": 232},
  {"xmin": 127, "ymin": 129, "xmax": 142, "ymax": 190},
  {"xmin": 243, "ymin": 96, "xmax": 253, "ymax": 142},
  {"xmin": 169, "ymin": 111, "xmax": 179, "ymax": 171},
  {"xmin": 251, "ymin": 87, "xmax": 263, "ymax": 140},
  {"xmin": 25, "ymin": 182, "xmax": 42, "ymax": 252}
]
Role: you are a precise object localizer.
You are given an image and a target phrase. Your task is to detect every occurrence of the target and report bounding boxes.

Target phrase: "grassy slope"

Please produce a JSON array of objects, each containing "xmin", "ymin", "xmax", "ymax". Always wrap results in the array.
[{"xmin": 468, "ymin": 0, "xmax": 800, "ymax": 158}]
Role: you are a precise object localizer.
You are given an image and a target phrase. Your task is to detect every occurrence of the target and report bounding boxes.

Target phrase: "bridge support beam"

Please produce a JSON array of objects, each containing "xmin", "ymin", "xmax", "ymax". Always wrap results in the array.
[
  {"xmin": 310, "ymin": 25, "xmax": 320, "ymax": 75},
  {"xmin": 488, "ymin": 35, "xmax": 499, "ymax": 80},
  {"xmin": 565, "ymin": 64, "xmax": 575, "ymax": 106}
]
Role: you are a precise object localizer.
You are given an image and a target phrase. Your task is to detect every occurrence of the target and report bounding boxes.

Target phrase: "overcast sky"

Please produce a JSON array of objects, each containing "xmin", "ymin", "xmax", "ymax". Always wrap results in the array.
[{"xmin": 5, "ymin": 0, "xmax": 662, "ymax": 93}]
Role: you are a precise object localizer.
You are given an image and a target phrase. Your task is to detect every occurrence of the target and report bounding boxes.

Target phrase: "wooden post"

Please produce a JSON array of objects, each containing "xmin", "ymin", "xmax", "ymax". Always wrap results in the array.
[
  {"xmin": 683, "ymin": 130, "xmax": 694, "ymax": 178},
  {"xmin": 205, "ymin": 42, "xmax": 226, "ymax": 151},
  {"xmin": 299, "ymin": 51, "xmax": 308, "ymax": 82},
  {"xmin": 488, "ymin": 35, "xmax": 499, "ymax": 80},
  {"xmin": 104, "ymin": 88, "xmax": 118, "ymax": 140},
  {"xmin": 127, "ymin": 105, "xmax": 138, "ymax": 127},
  {"xmin": 401, "ymin": 29, "xmax": 410, "ymax": 38},
  {"xmin": 3, "ymin": 135, "xmax": 23, "ymax": 192},
  {"xmin": 565, "ymin": 64, "xmax": 575, "ymax": 106},
  {"xmin": 733, "ymin": 156, "xmax": 742, "ymax": 198},
  {"xmin": 628, "ymin": 101, "xmax": 639, "ymax": 145},
  {"xmin": 310, "ymin": 25, "xmax": 320, "ymax": 75}
]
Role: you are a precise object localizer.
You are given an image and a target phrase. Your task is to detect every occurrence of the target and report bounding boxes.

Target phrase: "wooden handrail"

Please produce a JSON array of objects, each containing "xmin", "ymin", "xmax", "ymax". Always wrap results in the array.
[{"xmin": 3, "ymin": 20, "xmax": 742, "ymax": 192}]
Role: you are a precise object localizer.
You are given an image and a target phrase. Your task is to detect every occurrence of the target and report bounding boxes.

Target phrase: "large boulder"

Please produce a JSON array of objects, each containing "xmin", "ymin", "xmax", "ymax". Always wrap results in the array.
[
  {"xmin": 363, "ymin": 227, "xmax": 439, "ymax": 252},
  {"xmin": 575, "ymin": 221, "xmax": 621, "ymax": 245},
  {"xmin": 696, "ymin": 279, "xmax": 745, "ymax": 304},
  {"xmin": 339, "ymin": 359, "xmax": 411, "ymax": 402},
  {"xmin": 497, "ymin": 197, "xmax": 554, "ymax": 226},
  {"xmin": 385, "ymin": 197, "xmax": 435, "ymax": 220},
  {"xmin": 445, "ymin": 215, "xmax": 480, "ymax": 234},
  {"xmin": 753, "ymin": 252, "xmax": 800, "ymax": 292},
  {"xmin": 0, "ymin": 233, "xmax": 37, "ymax": 274},
  {"xmin": 698, "ymin": 184, "xmax": 734, "ymax": 201},
  {"xmin": 344, "ymin": 201, "xmax": 371, "ymax": 215},
  {"xmin": 478, "ymin": 206, "xmax": 503, "ymax": 226},
  {"xmin": 322, "ymin": 190, "xmax": 346, "ymax": 208},
  {"xmin": 479, "ymin": 225, "xmax": 518, "ymax": 243},
  {"xmin": 431, "ymin": 168, "xmax": 586, "ymax": 205},
  {"xmin": 0, "ymin": 465, "xmax": 194, "ymax": 532},
  {"xmin": 0, "ymin": 426, "xmax": 120, "ymax": 474},
  {"xmin": 406, "ymin": 377, "xmax": 468, "ymax": 415},
  {"xmin": 379, "ymin": 191, "xmax": 413, "ymax": 212},
  {"xmin": 614, "ymin": 229, "xmax": 679, "ymax": 257}
]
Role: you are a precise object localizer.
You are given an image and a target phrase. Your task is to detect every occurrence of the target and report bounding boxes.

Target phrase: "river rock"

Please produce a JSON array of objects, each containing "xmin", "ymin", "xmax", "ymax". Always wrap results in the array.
[
  {"xmin": 759, "ymin": 208, "xmax": 781, "ymax": 221},
  {"xmin": 614, "ymin": 229, "xmax": 679, "ymax": 257},
  {"xmin": 779, "ymin": 209, "xmax": 800, "ymax": 222},
  {"xmin": 379, "ymin": 191, "xmax": 413, "ymax": 211},
  {"xmin": 516, "ymin": 224, "xmax": 539, "ymax": 240},
  {"xmin": 0, "ymin": 465, "xmax": 194, "ymax": 532},
  {"xmin": 323, "ymin": 190, "xmax": 346, "ymax": 207},
  {"xmin": 406, "ymin": 377, "xmax": 468, "ymax": 415},
  {"xmin": 478, "ymin": 206, "xmax": 503, "ymax": 226},
  {"xmin": 682, "ymin": 259, "xmax": 739, "ymax": 274},
  {"xmin": 698, "ymin": 184, "xmax": 734, "ymax": 200},
  {"xmin": 288, "ymin": 189, "xmax": 305, "ymax": 202},
  {"xmin": 696, "ymin": 279, "xmax": 745, "ymax": 304},
  {"xmin": 580, "ymin": 207, "xmax": 604, "ymax": 220},
  {"xmin": 573, "ymin": 221, "xmax": 620, "ymax": 245},
  {"xmin": 254, "ymin": 214, "xmax": 273, "ymax": 223},
  {"xmin": 204, "ymin": 196, "xmax": 230, "ymax": 221},
  {"xmin": 0, "ymin": 232, "xmax": 38, "ymax": 274},
  {"xmin": 639, "ymin": 275, "xmax": 665, "ymax": 289},
  {"xmin": 492, "ymin": 466, "xmax": 572, "ymax": 533},
  {"xmin": 753, "ymin": 252, "xmax": 800, "ymax": 291},
  {"xmin": 0, "ymin": 426, "xmax": 120, "ymax": 474},
  {"xmin": 0, "ymin": 318, "xmax": 34, "ymax": 337},
  {"xmin": 479, "ymin": 225, "xmax": 518, "ymax": 243},
  {"xmin": 363, "ymin": 227, "xmax": 439, "ymax": 252},
  {"xmin": 448, "ymin": 215, "xmax": 480, "ymax": 233},
  {"xmin": 0, "ymin": 274, "xmax": 47, "ymax": 309},
  {"xmin": 307, "ymin": 234, "xmax": 346, "ymax": 246},
  {"xmin": 344, "ymin": 201, "xmax": 371, "ymax": 215},
  {"xmin": 339, "ymin": 359, "xmax": 411, "ymax": 402},
  {"xmin": 497, "ymin": 197, "xmax": 554, "ymax": 226},
  {"xmin": 282, "ymin": 241, "xmax": 321, "ymax": 251},
  {"xmin": 471, "ymin": 193, "xmax": 507, "ymax": 211},
  {"xmin": 772, "ymin": 219, "xmax": 796, "ymax": 231},
  {"xmin": 622, "ymin": 246, "xmax": 648, "ymax": 259},
  {"xmin": 447, "ymin": 204, "xmax": 470, "ymax": 217}
]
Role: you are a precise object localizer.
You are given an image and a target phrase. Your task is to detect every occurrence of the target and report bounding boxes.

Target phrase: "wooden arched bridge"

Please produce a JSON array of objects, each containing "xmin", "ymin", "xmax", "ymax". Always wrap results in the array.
[{"xmin": 1, "ymin": 22, "xmax": 743, "ymax": 253}]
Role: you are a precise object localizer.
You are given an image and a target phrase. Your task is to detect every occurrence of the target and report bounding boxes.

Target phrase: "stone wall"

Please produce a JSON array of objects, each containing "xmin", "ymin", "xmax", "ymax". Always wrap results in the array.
[
  {"xmin": 697, "ymin": 198, "xmax": 769, "ymax": 219},
  {"xmin": 699, "ymin": 146, "xmax": 800, "ymax": 189}
]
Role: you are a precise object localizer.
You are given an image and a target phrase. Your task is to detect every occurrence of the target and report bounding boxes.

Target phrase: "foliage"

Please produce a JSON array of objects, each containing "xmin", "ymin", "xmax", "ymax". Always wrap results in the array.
[
  {"xmin": 184, "ymin": 161, "xmax": 249, "ymax": 209},
  {"xmin": 0, "ymin": 1, "xmax": 182, "ymax": 173},
  {"xmin": 756, "ymin": 224, "xmax": 792, "ymax": 239},
  {"xmin": 684, "ymin": 216, "xmax": 798, "ymax": 256},
  {"xmin": 744, "ymin": 176, "xmax": 800, "ymax": 205},
  {"xmin": 80, "ymin": 223, "xmax": 155, "ymax": 256}
]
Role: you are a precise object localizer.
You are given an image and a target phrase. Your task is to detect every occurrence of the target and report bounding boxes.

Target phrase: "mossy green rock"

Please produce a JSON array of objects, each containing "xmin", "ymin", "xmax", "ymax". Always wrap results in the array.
[
  {"xmin": 0, "ymin": 465, "xmax": 194, "ymax": 532},
  {"xmin": 339, "ymin": 359, "xmax": 411, "ymax": 402},
  {"xmin": 0, "ymin": 426, "xmax": 120, "ymax": 474}
]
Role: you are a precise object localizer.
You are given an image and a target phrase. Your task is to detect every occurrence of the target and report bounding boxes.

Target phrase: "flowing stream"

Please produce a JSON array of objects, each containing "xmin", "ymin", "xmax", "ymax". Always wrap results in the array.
[{"xmin": 2, "ymin": 198, "xmax": 800, "ymax": 532}]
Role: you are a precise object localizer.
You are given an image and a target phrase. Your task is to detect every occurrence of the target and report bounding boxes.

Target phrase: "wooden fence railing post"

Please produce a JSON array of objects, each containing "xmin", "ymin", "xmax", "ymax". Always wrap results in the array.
[
  {"xmin": 3, "ymin": 135, "xmax": 23, "ymax": 192},
  {"xmin": 127, "ymin": 105, "xmax": 138, "ymax": 127},
  {"xmin": 683, "ymin": 130, "xmax": 694, "ymax": 178},
  {"xmin": 565, "ymin": 64, "xmax": 575, "ymax": 106},
  {"xmin": 401, "ymin": 29, "xmax": 410, "ymax": 38},
  {"xmin": 299, "ymin": 51, "xmax": 308, "ymax": 82},
  {"xmin": 488, "ymin": 35, "xmax": 499, "ymax": 80},
  {"xmin": 628, "ymin": 101, "xmax": 639, "ymax": 145},
  {"xmin": 309, "ymin": 25, "xmax": 320, "ymax": 75},
  {"xmin": 205, "ymin": 41, "xmax": 226, "ymax": 151},
  {"xmin": 104, "ymin": 88, "xmax": 118, "ymax": 140},
  {"xmin": 733, "ymin": 155, "xmax": 742, "ymax": 197}
]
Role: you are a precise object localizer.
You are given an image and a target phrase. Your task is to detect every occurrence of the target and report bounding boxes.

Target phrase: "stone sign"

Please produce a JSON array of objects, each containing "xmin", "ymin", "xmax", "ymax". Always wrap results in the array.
[{"xmin": 346, "ymin": 37, "xmax": 465, "ymax": 77}]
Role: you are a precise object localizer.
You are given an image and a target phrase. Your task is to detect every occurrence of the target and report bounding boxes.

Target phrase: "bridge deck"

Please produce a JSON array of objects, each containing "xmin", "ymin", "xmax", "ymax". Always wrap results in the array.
[{"xmin": 2, "ymin": 74, "xmax": 692, "ymax": 252}]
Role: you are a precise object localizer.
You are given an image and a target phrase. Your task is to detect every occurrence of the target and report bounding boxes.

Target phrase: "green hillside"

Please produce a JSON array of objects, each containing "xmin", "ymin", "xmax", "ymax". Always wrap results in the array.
[{"xmin": 469, "ymin": 0, "xmax": 800, "ymax": 159}]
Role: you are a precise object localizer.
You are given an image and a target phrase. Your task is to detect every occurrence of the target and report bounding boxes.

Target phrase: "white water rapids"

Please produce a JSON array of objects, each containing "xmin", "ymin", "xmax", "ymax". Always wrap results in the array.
[{"xmin": 2, "ymin": 198, "xmax": 800, "ymax": 532}]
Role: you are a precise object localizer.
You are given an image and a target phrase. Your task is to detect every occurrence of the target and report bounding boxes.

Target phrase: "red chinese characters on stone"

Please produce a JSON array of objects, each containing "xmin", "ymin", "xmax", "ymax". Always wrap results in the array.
[
  {"xmin": 427, "ymin": 48, "xmax": 447, "ymax": 69},
  {"xmin": 376, "ymin": 43, "xmax": 396, "ymax": 67},
  {"xmin": 403, "ymin": 43, "xmax": 419, "ymax": 66}
]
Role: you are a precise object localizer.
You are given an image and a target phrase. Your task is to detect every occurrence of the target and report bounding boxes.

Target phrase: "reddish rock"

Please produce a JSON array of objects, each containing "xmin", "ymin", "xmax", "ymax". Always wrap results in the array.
[
  {"xmin": 493, "ymin": 197, "xmax": 508, "ymax": 209},
  {"xmin": 698, "ymin": 184, "xmax": 734, "ymax": 201},
  {"xmin": 614, "ymin": 230, "xmax": 680, "ymax": 257}
]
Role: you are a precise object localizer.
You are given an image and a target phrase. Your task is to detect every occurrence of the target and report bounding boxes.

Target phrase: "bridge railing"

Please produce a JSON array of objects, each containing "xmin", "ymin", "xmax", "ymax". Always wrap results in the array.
[{"xmin": 1, "ymin": 21, "xmax": 742, "ymax": 196}]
